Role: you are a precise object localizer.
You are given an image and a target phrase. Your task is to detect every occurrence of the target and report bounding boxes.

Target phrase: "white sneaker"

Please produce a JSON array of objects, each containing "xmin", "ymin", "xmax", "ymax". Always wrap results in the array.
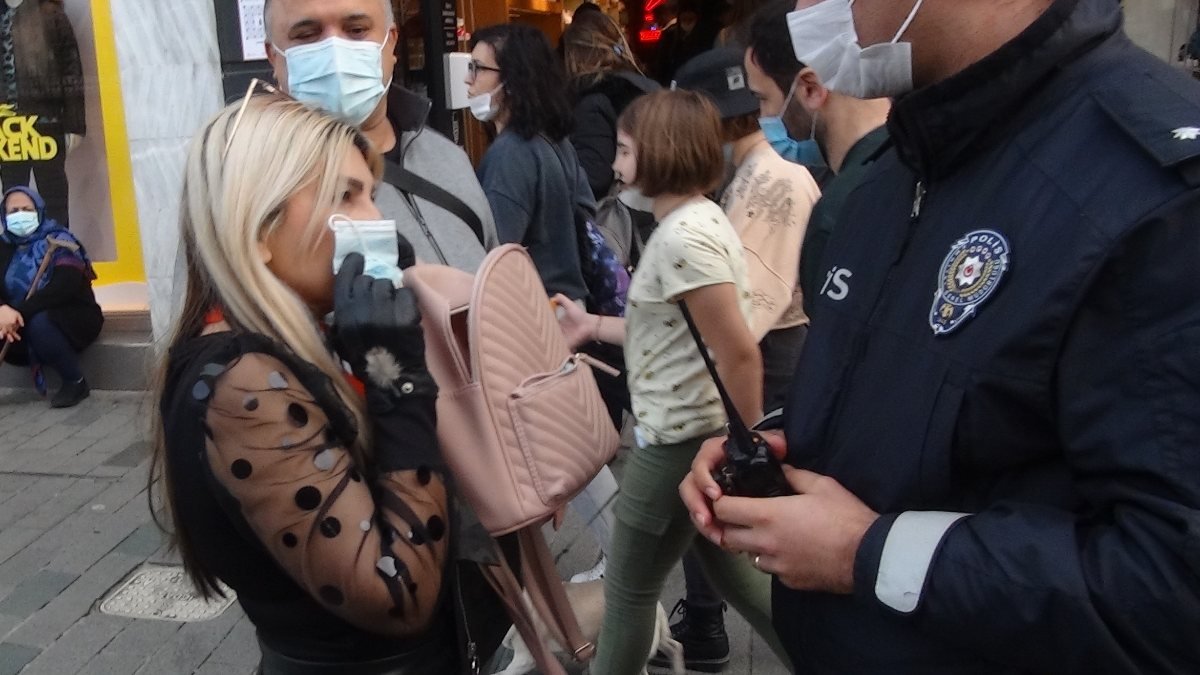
[{"xmin": 569, "ymin": 554, "xmax": 606, "ymax": 583}]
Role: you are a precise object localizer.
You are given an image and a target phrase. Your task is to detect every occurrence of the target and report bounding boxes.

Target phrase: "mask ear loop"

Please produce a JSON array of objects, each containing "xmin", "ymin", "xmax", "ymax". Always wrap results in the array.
[
  {"xmin": 891, "ymin": 0, "xmax": 925, "ymax": 43},
  {"xmin": 378, "ymin": 33, "xmax": 396, "ymax": 91},
  {"xmin": 328, "ymin": 214, "xmax": 367, "ymax": 260}
]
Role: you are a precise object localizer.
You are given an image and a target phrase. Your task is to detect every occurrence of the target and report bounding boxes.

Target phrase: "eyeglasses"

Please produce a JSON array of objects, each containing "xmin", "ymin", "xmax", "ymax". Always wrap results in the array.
[
  {"xmin": 467, "ymin": 60, "xmax": 501, "ymax": 78},
  {"xmin": 224, "ymin": 78, "xmax": 286, "ymax": 158}
]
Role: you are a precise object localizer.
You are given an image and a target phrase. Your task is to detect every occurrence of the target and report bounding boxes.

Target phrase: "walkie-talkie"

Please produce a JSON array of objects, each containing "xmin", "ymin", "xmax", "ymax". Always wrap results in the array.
[{"xmin": 678, "ymin": 302, "xmax": 792, "ymax": 498}]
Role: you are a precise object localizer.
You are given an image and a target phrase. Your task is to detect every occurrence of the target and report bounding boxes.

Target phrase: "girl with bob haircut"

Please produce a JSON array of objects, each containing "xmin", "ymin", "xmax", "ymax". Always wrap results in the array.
[
  {"xmin": 555, "ymin": 89, "xmax": 790, "ymax": 673},
  {"xmin": 151, "ymin": 94, "xmax": 494, "ymax": 673}
]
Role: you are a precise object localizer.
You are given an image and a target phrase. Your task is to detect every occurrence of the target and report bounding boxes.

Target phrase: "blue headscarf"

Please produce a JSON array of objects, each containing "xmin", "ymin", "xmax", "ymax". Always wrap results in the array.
[{"xmin": 1, "ymin": 186, "xmax": 94, "ymax": 304}]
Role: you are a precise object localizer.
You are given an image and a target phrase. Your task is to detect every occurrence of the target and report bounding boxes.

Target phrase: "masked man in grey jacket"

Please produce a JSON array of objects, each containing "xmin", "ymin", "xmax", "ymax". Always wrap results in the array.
[{"xmin": 265, "ymin": 0, "xmax": 498, "ymax": 272}]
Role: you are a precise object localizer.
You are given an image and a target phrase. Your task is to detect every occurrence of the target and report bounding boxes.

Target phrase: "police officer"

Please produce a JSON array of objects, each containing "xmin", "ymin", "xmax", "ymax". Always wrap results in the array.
[{"xmin": 681, "ymin": 0, "xmax": 1200, "ymax": 671}]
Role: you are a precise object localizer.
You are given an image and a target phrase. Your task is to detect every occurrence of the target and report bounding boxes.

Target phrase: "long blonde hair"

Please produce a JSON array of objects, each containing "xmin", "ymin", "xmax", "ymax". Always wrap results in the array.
[{"xmin": 149, "ymin": 95, "xmax": 381, "ymax": 596}]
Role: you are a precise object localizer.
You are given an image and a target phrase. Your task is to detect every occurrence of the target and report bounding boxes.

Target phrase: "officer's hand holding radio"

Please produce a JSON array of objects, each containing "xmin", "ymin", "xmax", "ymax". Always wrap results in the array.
[{"xmin": 680, "ymin": 432, "xmax": 880, "ymax": 594}]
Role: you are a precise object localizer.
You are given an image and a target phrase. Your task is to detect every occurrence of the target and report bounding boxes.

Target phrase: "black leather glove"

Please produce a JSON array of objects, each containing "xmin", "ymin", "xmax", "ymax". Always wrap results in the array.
[
  {"xmin": 333, "ymin": 252, "xmax": 441, "ymax": 473},
  {"xmin": 332, "ymin": 252, "xmax": 436, "ymax": 398}
]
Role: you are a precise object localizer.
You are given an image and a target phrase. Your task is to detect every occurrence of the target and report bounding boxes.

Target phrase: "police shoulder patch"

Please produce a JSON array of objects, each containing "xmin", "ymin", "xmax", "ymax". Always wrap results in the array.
[
  {"xmin": 1094, "ymin": 73, "xmax": 1200, "ymax": 180},
  {"xmin": 930, "ymin": 229, "xmax": 1010, "ymax": 336}
]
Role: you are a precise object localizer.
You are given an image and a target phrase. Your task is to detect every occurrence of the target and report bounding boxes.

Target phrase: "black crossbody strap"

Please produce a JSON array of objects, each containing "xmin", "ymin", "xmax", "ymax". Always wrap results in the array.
[
  {"xmin": 384, "ymin": 160, "xmax": 486, "ymax": 248},
  {"xmin": 678, "ymin": 300, "xmax": 757, "ymax": 448}
]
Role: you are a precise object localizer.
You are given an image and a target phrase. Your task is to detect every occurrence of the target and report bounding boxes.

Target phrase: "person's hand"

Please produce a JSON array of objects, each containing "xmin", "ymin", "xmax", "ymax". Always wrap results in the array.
[
  {"xmin": 679, "ymin": 431, "xmax": 786, "ymax": 546},
  {"xmin": 551, "ymin": 294, "xmax": 594, "ymax": 349},
  {"xmin": 713, "ymin": 466, "xmax": 879, "ymax": 594},
  {"xmin": 0, "ymin": 305, "xmax": 23, "ymax": 342},
  {"xmin": 332, "ymin": 253, "xmax": 433, "ymax": 395}
]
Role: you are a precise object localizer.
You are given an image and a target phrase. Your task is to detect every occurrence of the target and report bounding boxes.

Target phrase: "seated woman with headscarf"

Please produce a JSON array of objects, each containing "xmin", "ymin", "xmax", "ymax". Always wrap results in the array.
[{"xmin": 0, "ymin": 186, "xmax": 102, "ymax": 408}]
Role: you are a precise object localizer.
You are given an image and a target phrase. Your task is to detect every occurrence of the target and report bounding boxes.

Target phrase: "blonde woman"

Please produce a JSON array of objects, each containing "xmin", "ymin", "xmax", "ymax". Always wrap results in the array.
[{"xmin": 150, "ymin": 94, "xmax": 489, "ymax": 673}]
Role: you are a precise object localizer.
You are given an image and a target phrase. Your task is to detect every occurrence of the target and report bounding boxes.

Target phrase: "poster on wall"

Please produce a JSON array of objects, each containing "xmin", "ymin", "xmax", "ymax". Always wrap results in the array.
[
  {"xmin": 238, "ymin": 0, "xmax": 266, "ymax": 61},
  {"xmin": 0, "ymin": 0, "xmax": 142, "ymax": 285}
]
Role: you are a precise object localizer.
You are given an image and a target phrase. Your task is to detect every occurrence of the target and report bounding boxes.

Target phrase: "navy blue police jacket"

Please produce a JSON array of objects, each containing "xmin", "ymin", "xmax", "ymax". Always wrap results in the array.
[{"xmin": 775, "ymin": 0, "xmax": 1200, "ymax": 672}]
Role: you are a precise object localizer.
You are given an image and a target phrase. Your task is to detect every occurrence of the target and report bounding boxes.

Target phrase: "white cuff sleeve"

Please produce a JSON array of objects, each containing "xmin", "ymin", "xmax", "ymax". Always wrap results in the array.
[{"xmin": 875, "ymin": 511, "xmax": 969, "ymax": 613}]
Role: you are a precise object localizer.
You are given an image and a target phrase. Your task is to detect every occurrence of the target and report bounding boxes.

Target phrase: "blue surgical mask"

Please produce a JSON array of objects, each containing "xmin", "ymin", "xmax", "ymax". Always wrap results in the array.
[
  {"xmin": 277, "ymin": 35, "xmax": 392, "ymax": 126},
  {"xmin": 758, "ymin": 82, "xmax": 826, "ymax": 167},
  {"xmin": 4, "ymin": 211, "xmax": 39, "ymax": 238},
  {"xmin": 329, "ymin": 215, "xmax": 405, "ymax": 288}
]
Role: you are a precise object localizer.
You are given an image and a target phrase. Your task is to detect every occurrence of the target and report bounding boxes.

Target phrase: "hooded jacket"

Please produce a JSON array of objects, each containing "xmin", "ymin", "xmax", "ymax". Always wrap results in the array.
[
  {"xmin": 569, "ymin": 71, "xmax": 660, "ymax": 198},
  {"xmin": 0, "ymin": 186, "xmax": 101, "ymax": 361},
  {"xmin": 776, "ymin": 0, "xmax": 1200, "ymax": 671}
]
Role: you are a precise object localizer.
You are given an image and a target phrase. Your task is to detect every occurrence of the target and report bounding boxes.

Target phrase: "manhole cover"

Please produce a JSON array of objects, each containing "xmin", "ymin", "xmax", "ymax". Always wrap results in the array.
[{"xmin": 99, "ymin": 564, "xmax": 236, "ymax": 622}]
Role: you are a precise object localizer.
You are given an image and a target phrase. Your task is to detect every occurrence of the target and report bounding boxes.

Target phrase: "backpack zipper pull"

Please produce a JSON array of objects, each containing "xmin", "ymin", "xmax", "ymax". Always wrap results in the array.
[{"xmin": 574, "ymin": 353, "xmax": 621, "ymax": 377}]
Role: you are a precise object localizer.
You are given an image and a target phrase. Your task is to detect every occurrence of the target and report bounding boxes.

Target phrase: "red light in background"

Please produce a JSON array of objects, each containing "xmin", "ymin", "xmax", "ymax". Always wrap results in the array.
[{"xmin": 640, "ymin": 0, "xmax": 666, "ymax": 42}]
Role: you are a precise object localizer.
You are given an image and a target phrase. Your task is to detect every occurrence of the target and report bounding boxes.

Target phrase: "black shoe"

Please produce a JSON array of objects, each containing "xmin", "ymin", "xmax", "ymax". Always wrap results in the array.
[
  {"xmin": 51, "ymin": 377, "xmax": 90, "ymax": 408},
  {"xmin": 648, "ymin": 599, "xmax": 730, "ymax": 673}
]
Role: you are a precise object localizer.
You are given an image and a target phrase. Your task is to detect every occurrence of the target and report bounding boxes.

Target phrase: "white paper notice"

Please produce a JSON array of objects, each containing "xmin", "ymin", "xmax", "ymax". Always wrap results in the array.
[{"xmin": 238, "ymin": 0, "xmax": 267, "ymax": 61}]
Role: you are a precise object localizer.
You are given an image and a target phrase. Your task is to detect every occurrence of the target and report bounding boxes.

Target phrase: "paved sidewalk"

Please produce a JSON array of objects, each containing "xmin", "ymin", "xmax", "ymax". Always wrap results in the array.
[{"xmin": 0, "ymin": 388, "xmax": 787, "ymax": 674}]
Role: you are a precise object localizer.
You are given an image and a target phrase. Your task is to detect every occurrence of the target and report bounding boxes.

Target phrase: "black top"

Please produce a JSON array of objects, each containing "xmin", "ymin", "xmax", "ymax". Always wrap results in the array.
[
  {"xmin": 778, "ymin": 0, "xmax": 1200, "ymax": 671},
  {"xmin": 161, "ymin": 331, "xmax": 457, "ymax": 668},
  {"xmin": 569, "ymin": 72, "xmax": 661, "ymax": 198},
  {"xmin": 797, "ymin": 126, "xmax": 889, "ymax": 316}
]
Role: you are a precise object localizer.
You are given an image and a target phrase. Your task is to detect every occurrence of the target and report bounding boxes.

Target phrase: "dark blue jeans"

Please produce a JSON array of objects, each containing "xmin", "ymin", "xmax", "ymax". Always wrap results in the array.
[{"xmin": 20, "ymin": 312, "xmax": 84, "ymax": 382}]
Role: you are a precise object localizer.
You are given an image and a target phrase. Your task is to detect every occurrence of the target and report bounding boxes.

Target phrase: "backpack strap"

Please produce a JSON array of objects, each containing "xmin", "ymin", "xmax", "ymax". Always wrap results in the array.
[
  {"xmin": 479, "ymin": 548, "xmax": 568, "ymax": 675},
  {"xmin": 478, "ymin": 524, "xmax": 593, "ymax": 674},
  {"xmin": 517, "ymin": 526, "xmax": 595, "ymax": 662},
  {"xmin": 383, "ymin": 160, "xmax": 487, "ymax": 248}
]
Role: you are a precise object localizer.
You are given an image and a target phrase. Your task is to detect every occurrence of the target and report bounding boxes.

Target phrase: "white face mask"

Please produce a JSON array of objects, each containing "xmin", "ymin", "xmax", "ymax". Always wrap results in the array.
[
  {"xmin": 329, "ymin": 215, "xmax": 404, "ymax": 288},
  {"xmin": 468, "ymin": 86, "xmax": 502, "ymax": 122},
  {"xmin": 276, "ymin": 35, "xmax": 392, "ymax": 125},
  {"xmin": 788, "ymin": 0, "xmax": 924, "ymax": 99}
]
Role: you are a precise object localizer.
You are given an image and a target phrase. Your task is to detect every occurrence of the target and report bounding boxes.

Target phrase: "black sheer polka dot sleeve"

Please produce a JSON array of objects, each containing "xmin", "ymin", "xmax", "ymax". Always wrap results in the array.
[{"xmin": 200, "ymin": 351, "xmax": 448, "ymax": 637}]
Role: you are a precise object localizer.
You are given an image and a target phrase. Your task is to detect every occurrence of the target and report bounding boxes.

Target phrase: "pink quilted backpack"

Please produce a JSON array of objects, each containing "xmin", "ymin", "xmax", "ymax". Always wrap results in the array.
[{"xmin": 404, "ymin": 244, "xmax": 619, "ymax": 673}]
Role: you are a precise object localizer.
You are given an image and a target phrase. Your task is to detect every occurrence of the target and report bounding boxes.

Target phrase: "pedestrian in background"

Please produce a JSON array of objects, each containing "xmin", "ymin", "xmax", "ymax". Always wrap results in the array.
[
  {"xmin": 744, "ymin": 0, "xmax": 889, "ymax": 315},
  {"xmin": 468, "ymin": 23, "xmax": 589, "ymax": 301},
  {"xmin": 468, "ymin": 22, "xmax": 622, "ymax": 586},
  {"xmin": 555, "ymin": 89, "xmax": 788, "ymax": 675},
  {"xmin": 0, "ymin": 186, "xmax": 99, "ymax": 408},
  {"xmin": 563, "ymin": 10, "xmax": 660, "ymax": 199},
  {"xmin": 652, "ymin": 47, "xmax": 819, "ymax": 672},
  {"xmin": 265, "ymin": 0, "xmax": 498, "ymax": 273}
]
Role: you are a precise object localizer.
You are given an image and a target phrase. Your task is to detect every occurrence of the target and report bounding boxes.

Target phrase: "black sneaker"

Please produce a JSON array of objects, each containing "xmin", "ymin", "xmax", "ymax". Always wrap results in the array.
[
  {"xmin": 51, "ymin": 377, "xmax": 90, "ymax": 408},
  {"xmin": 647, "ymin": 599, "xmax": 730, "ymax": 673}
]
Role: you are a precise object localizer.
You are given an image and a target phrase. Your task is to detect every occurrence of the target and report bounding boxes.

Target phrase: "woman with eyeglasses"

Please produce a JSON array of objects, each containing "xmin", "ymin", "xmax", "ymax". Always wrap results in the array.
[
  {"xmin": 466, "ymin": 23, "xmax": 590, "ymax": 303},
  {"xmin": 466, "ymin": 22, "xmax": 625, "ymax": 588},
  {"xmin": 150, "ymin": 94, "xmax": 505, "ymax": 674}
]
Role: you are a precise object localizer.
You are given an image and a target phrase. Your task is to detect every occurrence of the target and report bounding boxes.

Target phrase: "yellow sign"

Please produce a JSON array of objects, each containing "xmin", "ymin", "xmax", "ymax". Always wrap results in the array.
[{"xmin": 0, "ymin": 106, "xmax": 60, "ymax": 162}]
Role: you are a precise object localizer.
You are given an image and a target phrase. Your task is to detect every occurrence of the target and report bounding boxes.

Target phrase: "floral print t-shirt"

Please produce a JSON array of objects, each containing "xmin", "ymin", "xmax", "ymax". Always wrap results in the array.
[{"xmin": 625, "ymin": 198, "xmax": 752, "ymax": 446}]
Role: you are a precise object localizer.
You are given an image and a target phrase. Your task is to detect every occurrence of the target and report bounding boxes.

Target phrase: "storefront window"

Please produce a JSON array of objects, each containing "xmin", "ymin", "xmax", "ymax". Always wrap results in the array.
[{"xmin": 0, "ymin": 0, "xmax": 142, "ymax": 285}]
